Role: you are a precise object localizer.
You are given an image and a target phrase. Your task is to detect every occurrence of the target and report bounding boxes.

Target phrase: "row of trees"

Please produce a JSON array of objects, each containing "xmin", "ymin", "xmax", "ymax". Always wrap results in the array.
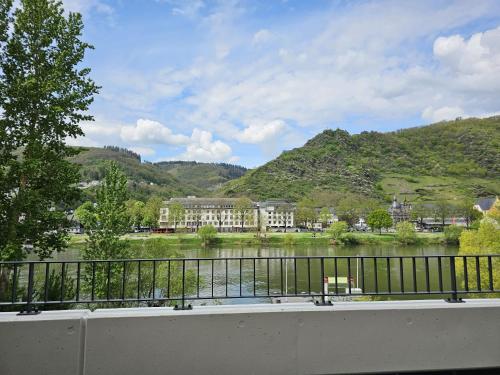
[
  {"xmin": 295, "ymin": 192, "xmax": 381, "ymax": 228},
  {"xmin": 295, "ymin": 190, "xmax": 483, "ymax": 231},
  {"xmin": 411, "ymin": 198, "xmax": 482, "ymax": 228}
]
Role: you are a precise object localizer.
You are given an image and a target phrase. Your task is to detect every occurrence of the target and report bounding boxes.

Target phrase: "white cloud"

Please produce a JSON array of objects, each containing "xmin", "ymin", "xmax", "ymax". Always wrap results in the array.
[
  {"xmin": 120, "ymin": 119, "xmax": 190, "ymax": 145},
  {"xmin": 433, "ymin": 26, "xmax": 500, "ymax": 78},
  {"xmin": 236, "ymin": 119, "xmax": 286, "ymax": 144},
  {"xmin": 158, "ymin": 0, "xmax": 205, "ymax": 18},
  {"xmin": 68, "ymin": 117, "xmax": 237, "ymax": 163},
  {"xmin": 422, "ymin": 106, "xmax": 465, "ymax": 123},
  {"xmin": 129, "ymin": 147, "xmax": 156, "ymax": 157},
  {"xmin": 173, "ymin": 129, "xmax": 234, "ymax": 162},
  {"xmin": 252, "ymin": 29, "xmax": 272, "ymax": 45},
  {"xmin": 63, "ymin": 0, "xmax": 113, "ymax": 16}
]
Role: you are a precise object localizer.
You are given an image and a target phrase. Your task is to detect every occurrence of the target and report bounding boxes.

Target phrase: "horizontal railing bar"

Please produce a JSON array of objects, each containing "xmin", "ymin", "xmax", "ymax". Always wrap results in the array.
[
  {"xmin": 1, "ymin": 254, "xmax": 499, "ymax": 265},
  {"xmin": 2, "ymin": 288, "xmax": 499, "ymax": 306}
]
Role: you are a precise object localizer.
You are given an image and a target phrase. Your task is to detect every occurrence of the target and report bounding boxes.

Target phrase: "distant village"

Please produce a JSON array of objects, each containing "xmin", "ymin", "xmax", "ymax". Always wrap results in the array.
[
  {"xmin": 148, "ymin": 195, "xmax": 499, "ymax": 234},
  {"xmin": 68, "ymin": 195, "xmax": 498, "ymax": 235}
]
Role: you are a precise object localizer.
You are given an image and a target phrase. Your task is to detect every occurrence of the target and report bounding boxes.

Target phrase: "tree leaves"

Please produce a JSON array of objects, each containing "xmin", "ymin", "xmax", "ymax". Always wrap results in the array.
[{"xmin": 0, "ymin": 0, "xmax": 98, "ymax": 261}]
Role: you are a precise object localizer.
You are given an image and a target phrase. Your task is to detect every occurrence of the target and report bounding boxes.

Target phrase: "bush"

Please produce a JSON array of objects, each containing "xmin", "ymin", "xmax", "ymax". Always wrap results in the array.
[
  {"xmin": 326, "ymin": 221, "xmax": 348, "ymax": 242},
  {"xmin": 339, "ymin": 233, "xmax": 360, "ymax": 245},
  {"xmin": 36, "ymin": 269, "xmax": 75, "ymax": 310},
  {"xmin": 395, "ymin": 221, "xmax": 417, "ymax": 244},
  {"xmin": 283, "ymin": 233, "xmax": 296, "ymax": 246},
  {"xmin": 444, "ymin": 225, "xmax": 464, "ymax": 244},
  {"xmin": 197, "ymin": 225, "xmax": 217, "ymax": 246}
]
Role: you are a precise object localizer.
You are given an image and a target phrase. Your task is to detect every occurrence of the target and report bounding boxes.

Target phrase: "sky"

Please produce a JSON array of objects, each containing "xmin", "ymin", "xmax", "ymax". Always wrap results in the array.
[{"xmin": 57, "ymin": 0, "xmax": 500, "ymax": 167}]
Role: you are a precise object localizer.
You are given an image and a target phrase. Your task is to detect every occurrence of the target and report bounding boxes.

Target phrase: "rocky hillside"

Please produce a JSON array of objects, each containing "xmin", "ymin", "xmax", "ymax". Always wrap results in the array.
[{"xmin": 222, "ymin": 116, "xmax": 500, "ymax": 202}]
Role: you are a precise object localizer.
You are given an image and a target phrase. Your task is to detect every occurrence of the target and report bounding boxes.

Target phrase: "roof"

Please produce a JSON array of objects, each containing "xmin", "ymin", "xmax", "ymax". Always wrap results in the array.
[
  {"xmin": 259, "ymin": 199, "xmax": 294, "ymax": 208},
  {"xmin": 475, "ymin": 197, "xmax": 497, "ymax": 211},
  {"xmin": 166, "ymin": 197, "xmax": 241, "ymax": 207}
]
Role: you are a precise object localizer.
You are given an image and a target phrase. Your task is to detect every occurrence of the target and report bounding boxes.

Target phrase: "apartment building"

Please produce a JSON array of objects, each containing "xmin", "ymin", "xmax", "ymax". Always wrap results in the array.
[{"xmin": 159, "ymin": 196, "xmax": 295, "ymax": 232}]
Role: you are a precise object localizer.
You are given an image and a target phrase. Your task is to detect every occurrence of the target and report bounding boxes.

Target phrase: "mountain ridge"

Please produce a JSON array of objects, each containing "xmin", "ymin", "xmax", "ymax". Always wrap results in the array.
[
  {"xmin": 221, "ymin": 116, "xmax": 500, "ymax": 202},
  {"xmin": 69, "ymin": 147, "xmax": 247, "ymax": 200}
]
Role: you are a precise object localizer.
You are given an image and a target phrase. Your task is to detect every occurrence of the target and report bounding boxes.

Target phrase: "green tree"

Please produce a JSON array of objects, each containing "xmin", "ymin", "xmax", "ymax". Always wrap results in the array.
[
  {"xmin": 75, "ymin": 162, "xmax": 130, "ymax": 300},
  {"xmin": 75, "ymin": 162, "xmax": 130, "ymax": 260},
  {"xmin": 142, "ymin": 196, "xmax": 163, "ymax": 228},
  {"xmin": 367, "ymin": 209, "xmax": 393, "ymax": 234},
  {"xmin": 319, "ymin": 207, "xmax": 331, "ymax": 229},
  {"xmin": 443, "ymin": 224, "xmax": 464, "ymax": 244},
  {"xmin": 457, "ymin": 219, "xmax": 500, "ymax": 295},
  {"xmin": 336, "ymin": 196, "xmax": 361, "ymax": 228},
  {"xmin": 0, "ymin": 0, "xmax": 98, "ymax": 262},
  {"xmin": 126, "ymin": 200, "xmax": 145, "ymax": 229},
  {"xmin": 197, "ymin": 225, "xmax": 217, "ymax": 246},
  {"xmin": 434, "ymin": 199, "xmax": 454, "ymax": 227},
  {"xmin": 485, "ymin": 198, "xmax": 500, "ymax": 222},
  {"xmin": 168, "ymin": 202, "xmax": 185, "ymax": 232},
  {"xmin": 411, "ymin": 203, "xmax": 430, "ymax": 228},
  {"xmin": 295, "ymin": 198, "xmax": 316, "ymax": 228},
  {"xmin": 395, "ymin": 221, "xmax": 416, "ymax": 244},
  {"xmin": 456, "ymin": 198, "xmax": 482, "ymax": 228},
  {"xmin": 234, "ymin": 197, "xmax": 253, "ymax": 231},
  {"xmin": 326, "ymin": 221, "xmax": 348, "ymax": 242}
]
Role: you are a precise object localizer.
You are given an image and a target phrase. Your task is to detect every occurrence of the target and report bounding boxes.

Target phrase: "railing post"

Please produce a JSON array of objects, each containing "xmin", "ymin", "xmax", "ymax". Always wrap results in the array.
[
  {"xmin": 446, "ymin": 256, "xmax": 464, "ymax": 303},
  {"xmin": 315, "ymin": 257, "xmax": 332, "ymax": 306},
  {"xmin": 18, "ymin": 263, "xmax": 40, "ymax": 315},
  {"xmin": 174, "ymin": 259, "xmax": 192, "ymax": 310}
]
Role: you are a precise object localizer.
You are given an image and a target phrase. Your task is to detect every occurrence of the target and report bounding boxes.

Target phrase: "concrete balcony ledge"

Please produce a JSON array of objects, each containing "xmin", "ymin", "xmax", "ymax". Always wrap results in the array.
[{"xmin": 1, "ymin": 299, "xmax": 500, "ymax": 375}]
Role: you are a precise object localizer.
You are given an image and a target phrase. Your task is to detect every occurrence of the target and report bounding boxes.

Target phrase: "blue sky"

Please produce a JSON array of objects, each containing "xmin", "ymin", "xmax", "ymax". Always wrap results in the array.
[{"xmin": 60, "ymin": 0, "xmax": 500, "ymax": 167}]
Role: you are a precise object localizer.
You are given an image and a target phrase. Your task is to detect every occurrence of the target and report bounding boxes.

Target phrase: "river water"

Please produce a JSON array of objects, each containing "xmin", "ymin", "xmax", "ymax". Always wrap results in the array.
[{"xmin": 51, "ymin": 243, "xmax": 461, "ymax": 304}]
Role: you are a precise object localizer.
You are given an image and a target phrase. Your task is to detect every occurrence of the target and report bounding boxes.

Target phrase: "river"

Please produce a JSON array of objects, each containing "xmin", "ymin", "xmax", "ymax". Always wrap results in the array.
[{"xmin": 50, "ymin": 242, "xmax": 460, "ymax": 304}]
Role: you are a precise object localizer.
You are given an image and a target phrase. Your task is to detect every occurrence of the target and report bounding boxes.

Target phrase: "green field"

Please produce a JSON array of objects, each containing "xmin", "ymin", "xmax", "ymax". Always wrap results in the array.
[{"xmin": 69, "ymin": 231, "xmax": 446, "ymax": 249}]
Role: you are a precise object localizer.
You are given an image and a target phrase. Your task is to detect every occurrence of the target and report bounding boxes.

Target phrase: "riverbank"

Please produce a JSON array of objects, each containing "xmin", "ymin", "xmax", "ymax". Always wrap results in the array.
[{"xmin": 69, "ymin": 231, "xmax": 447, "ymax": 248}]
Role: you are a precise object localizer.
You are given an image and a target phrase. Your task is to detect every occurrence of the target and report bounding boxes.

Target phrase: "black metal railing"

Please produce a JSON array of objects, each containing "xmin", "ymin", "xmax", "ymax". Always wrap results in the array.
[{"xmin": 0, "ymin": 255, "xmax": 498, "ymax": 314}]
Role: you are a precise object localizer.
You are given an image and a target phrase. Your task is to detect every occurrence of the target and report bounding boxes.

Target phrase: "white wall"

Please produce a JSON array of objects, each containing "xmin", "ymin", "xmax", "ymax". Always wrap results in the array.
[{"xmin": 1, "ymin": 300, "xmax": 500, "ymax": 375}]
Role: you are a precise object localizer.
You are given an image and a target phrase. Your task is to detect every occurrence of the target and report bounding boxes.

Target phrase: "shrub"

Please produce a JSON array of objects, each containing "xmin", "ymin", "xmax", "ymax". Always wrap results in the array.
[
  {"xmin": 444, "ymin": 225, "xmax": 464, "ymax": 244},
  {"xmin": 339, "ymin": 233, "xmax": 360, "ymax": 245},
  {"xmin": 37, "ymin": 269, "xmax": 75, "ymax": 310},
  {"xmin": 283, "ymin": 233, "xmax": 296, "ymax": 246},
  {"xmin": 197, "ymin": 225, "xmax": 217, "ymax": 246},
  {"xmin": 326, "ymin": 221, "xmax": 348, "ymax": 241},
  {"xmin": 395, "ymin": 221, "xmax": 417, "ymax": 244}
]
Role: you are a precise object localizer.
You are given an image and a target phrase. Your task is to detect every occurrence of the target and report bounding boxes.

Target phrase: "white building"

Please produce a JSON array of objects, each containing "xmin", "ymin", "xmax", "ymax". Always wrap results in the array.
[
  {"xmin": 159, "ymin": 197, "xmax": 296, "ymax": 232},
  {"xmin": 258, "ymin": 200, "xmax": 295, "ymax": 232}
]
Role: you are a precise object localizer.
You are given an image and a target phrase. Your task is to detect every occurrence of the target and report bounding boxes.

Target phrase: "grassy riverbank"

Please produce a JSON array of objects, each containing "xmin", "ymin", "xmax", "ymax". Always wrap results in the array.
[{"xmin": 69, "ymin": 231, "xmax": 446, "ymax": 248}]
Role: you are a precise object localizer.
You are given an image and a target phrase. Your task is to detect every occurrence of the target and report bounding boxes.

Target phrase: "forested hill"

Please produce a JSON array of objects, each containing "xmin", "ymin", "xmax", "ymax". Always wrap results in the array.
[
  {"xmin": 69, "ymin": 147, "xmax": 247, "ymax": 200},
  {"xmin": 222, "ymin": 116, "xmax": 500, "ymax": 202},
  {"xmin": 156, "ymin": 161, "xmax": 247, "ymax": 190}
]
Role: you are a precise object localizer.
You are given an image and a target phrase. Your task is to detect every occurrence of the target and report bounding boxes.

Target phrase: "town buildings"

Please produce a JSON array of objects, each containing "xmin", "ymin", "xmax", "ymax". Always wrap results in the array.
[
  {"xmin": 474, "ymin": 196, "xmax": 499, "ymax": 214},
  {"xmin": 388, "ymin": 196, "xmax": 412, "ymax": 224},
  {"xmin": 159, "ymin": 197, "xmax": 297, "ymax": 232},
  {"xmin": 159, "ymin": 197, "xmax": 341, "ymax": 232}
]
